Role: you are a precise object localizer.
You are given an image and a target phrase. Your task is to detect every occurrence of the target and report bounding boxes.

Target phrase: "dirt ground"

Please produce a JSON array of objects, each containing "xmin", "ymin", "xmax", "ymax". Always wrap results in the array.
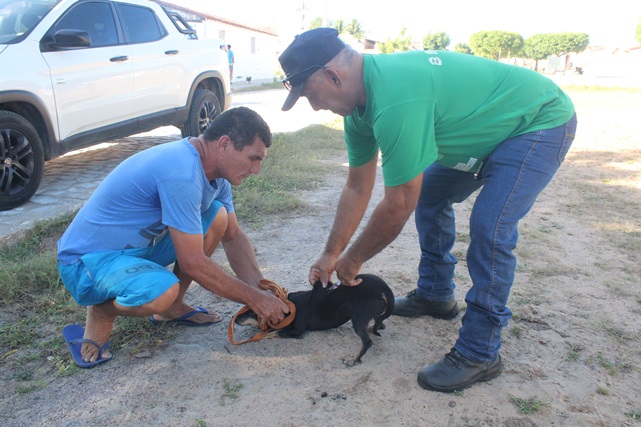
[{"xmin": 2, "ymin": 90, "xmax": 640, "ymax": 426}]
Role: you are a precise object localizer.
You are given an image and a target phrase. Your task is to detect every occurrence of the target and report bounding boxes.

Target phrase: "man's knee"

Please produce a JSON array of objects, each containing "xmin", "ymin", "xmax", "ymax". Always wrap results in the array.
[{"xmin": 145, "ymin": 283, "xmax": 180, "ymax": 313}]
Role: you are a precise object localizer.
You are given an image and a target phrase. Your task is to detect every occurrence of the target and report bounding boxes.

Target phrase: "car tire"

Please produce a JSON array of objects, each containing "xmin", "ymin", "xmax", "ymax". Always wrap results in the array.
[
  {"xmin": 181, "ymin": 88, "xmax": 222, "ymax": 138},
  {"xmin": 0, "ymin": 111, "xmax": 45, "ymax": 211}
]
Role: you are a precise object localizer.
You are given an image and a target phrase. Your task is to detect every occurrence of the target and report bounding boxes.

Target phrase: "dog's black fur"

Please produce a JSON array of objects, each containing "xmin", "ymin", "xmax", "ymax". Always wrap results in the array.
[{"xmin": 236, "ymin": 273, "xmax": 394, "ymax": 364}]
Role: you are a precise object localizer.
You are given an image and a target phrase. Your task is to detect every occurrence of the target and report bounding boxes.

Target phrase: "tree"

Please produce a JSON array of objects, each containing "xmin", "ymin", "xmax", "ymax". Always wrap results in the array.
[
  {"xmin": 422, "ymin": 32, "xmax": 451, "ymax": 50},
  {"xmin": 453, "ymin": 43, "xmax": 473, "ymax": 55},
  {"xmin": 521, "ymin": 34, "xmax": 556, "ymax": 71},
  {"xmin": 327, "ymin": 18, "xmax": 346, "ymax": 35},
  {"xmin": 637, "ymin": 17, "xmax": 641, "ymax": 44},
  {"xmin": 378, "ymin": 27, "xmax": 412, "ymax": 53},
  {"xmin": 345, "ymin": 18, "xmax": 365, "ymax": 40},
  {"xmin": 547, "ymin": 33, "xmax": 590, "ymax": 72},
  {"xmin": 308, "ymin": 17, "xmax": 323, "ymax": 30},
  {"xmin": 470, "ymin": 30, "xmax": 523, "ymax": 61}
]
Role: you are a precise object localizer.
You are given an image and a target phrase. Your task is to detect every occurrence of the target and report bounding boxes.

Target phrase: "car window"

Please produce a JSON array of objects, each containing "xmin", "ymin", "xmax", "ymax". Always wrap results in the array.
[
  {"xmin": 0, "ymin": 0, "xmax": 57, "ymax": 44},
  {"xmin": 53, "ymin": 2, "xmax": 119, "ymax": 47},
  {"xmin": 116, "ymin": 3, "xmax": 166, "ymax": 44}
]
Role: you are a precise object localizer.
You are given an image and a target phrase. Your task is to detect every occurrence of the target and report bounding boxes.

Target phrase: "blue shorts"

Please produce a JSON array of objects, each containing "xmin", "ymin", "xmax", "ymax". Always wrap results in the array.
[{"xmin": 58, "ymin": 200, "xmax": 223, "ymax": 307}]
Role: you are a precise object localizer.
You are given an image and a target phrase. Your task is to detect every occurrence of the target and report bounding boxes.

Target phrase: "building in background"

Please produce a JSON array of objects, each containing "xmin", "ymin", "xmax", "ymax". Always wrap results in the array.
[{"xmin": 158, "ymin": 1, "xmax": 281, "ymax": 83}]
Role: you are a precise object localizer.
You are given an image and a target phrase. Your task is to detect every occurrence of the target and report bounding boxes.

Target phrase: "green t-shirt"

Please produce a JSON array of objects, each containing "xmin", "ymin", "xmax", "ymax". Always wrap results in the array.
[{"xmin": 344, "ymin": 50, "xmax": 575, "ymax": 186}]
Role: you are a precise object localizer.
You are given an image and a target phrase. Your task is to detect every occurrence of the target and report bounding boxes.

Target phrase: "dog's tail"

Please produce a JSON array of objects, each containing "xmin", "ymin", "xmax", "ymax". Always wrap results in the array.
[{"xmin": 380, "ymin": 285, "xmax": 395, "ymax": 321}]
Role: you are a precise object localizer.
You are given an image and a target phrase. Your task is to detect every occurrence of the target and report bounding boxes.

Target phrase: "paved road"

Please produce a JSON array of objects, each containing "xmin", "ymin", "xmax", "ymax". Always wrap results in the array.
[{"xmin": 0, "ymin": 88, "xmax": 336, "ymax": 246}]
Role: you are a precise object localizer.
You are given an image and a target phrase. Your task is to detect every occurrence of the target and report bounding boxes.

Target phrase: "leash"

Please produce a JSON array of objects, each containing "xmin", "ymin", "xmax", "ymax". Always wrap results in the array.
[{"xmin": 227, "ymin": 279, "xmax": 297, "ymax": 345}]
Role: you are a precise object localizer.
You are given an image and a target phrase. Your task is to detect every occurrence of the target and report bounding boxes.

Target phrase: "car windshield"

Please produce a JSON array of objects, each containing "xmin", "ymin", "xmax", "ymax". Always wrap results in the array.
[{"xmin": 0, "ymin": 0, "xmax": 58, "ymax": 44}]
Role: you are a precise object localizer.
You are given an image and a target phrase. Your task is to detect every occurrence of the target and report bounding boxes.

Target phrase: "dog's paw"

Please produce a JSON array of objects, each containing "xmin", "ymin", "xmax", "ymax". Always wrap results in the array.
[{"xmin": 341, "ymin": 356, "xmax": 362, "ymax": 367}]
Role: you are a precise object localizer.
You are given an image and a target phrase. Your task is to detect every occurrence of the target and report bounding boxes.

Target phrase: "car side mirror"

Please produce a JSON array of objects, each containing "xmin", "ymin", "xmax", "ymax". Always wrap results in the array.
[{"xmin": 42, "ymin": 29, "xmax": 91, "ymax": 51}]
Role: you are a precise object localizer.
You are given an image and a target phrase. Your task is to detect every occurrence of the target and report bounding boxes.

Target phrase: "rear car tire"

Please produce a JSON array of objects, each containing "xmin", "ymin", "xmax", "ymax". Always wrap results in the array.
[
  {"xmin": 181, "ymin": 88, "xmax": 222, "ymax": 138},
  {"xmin": 0, "ymin": 111, "xmax": 45, "ymax": 211}
]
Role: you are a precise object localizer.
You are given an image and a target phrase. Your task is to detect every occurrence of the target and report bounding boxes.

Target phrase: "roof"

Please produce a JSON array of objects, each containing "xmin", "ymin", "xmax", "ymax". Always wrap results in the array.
[{"xmin": 155, "ymin": 1, "xmax": 278, "ymax": 37}]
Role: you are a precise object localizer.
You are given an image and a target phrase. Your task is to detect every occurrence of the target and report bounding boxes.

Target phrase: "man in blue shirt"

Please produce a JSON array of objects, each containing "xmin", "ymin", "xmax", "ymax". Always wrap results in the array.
[{"xmin": 58, "ymin": 107, "xmax": 289, "ymax": 366}]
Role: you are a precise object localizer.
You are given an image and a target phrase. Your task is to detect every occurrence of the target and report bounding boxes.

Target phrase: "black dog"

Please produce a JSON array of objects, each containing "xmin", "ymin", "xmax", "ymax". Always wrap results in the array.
[{"xmin": 236, "ymin": 273, "xmax": 394, "ymax": 364}]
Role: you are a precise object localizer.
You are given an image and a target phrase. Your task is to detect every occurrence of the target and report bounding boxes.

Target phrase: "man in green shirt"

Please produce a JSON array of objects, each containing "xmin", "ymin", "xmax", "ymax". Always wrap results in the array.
[{"xmin": 279, "ymin": 28, "xmax": 576, "ymax": 392}]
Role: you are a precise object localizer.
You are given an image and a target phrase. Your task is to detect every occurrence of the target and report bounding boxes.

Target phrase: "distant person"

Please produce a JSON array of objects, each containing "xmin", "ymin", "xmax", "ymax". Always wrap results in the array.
[
  {"xmin": 227, "ymin": 44, "xmax": 235, "ymax": 83},
  {"xmin": 278, "ymin": 28, "xmax": 577, "ymax": 392},
  {"xmin": 58, "ymin": 107, "xmax": 289, "ymax": 368}
]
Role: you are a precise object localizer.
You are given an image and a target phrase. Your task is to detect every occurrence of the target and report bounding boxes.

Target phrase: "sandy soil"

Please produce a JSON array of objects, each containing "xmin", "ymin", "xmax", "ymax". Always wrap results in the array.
[{"xmin": 2, "ymin": 90, "xmax": 640, "ymax": 427}]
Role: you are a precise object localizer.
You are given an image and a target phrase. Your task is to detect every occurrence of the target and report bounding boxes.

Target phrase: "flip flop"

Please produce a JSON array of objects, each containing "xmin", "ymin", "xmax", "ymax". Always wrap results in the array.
[
  {"xmin": 63, "ymin": 324, "xmax": 112, "ymax": 369},
  {"xmin": 148, "ymin": 306, "xmax": 222, "ymax": 327}
]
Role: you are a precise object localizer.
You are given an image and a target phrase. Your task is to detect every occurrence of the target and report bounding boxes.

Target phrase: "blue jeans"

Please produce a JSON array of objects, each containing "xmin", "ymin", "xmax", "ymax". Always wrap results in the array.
[{"xmin": 415, "ymin": 113, "xmax": 577, "ymax": 362}]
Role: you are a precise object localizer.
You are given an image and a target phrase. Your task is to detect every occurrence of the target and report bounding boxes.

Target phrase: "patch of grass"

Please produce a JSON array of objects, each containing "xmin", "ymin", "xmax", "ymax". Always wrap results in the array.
[
  {"xmin": 596, "ymin": 386, "xmax": 610, "ymax": 396},
  {"xmin": 625, "ymin": 410, "xmax": 641, "ymax": 421},
  {"xmin": 0, "ymin": 211, "xmax": 76, "ymax": 304},
  {"xmin": 110, "ymin": 317, "xmax": 176, "ymax": 356},
  {"xmin": 0, "ymin": 318, "xmax": 40, "ymax": 350},
  {"xmin": 560, "ymin": 85, "xmax": 641, "ymax": 93},
  {"xmin": 566, "ymin": 348, "xmax": 581, "ymax": 362},
  {"xmin": 455, "ymin": 232, "xmax": 471, "ymax": 244},
  {"xmin": 510, "ymin": 325, "xmax": 523, "ymax": 338},
  {"xmin": 231, "ymin": 79, "xmax": 283, "ymax": 93},
  {"xmin": 233, "ymin": 123, "xmax": 345, "ymax": 224},
  {"xmin": 194, "ymin": 419, "xmax": 207, "ymax": 427},
  {"xmin": 220, "ymin": 378, "xmax": 244, "ymax": 406},
  {"xmin": 588, "ymin": 352, "xmax": 632, "ymax": 376},
  {"xmin": 509, "ymin": 394, "xmax": 548, "ymax": 414}
]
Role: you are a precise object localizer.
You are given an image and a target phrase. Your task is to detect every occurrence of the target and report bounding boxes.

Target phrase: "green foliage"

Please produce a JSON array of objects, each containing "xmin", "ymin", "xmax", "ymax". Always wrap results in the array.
[
  {"xmin": 312, "ymin": 17, "xmax": 365, "ymax": 40},
  {"xmin": 0, "ymin": 211, "xmax": 76, "ymax": 304},
  {"xmin": 509, "ymin": 394, "xmax": 548, "ymax": 414},
  {"xmin": 626, "ymin": 409, "xmax": 641, "ymax": 421},
  {"xmin": 327, "ymin": 18, "xmax": 346, "ymax": 34},
  {"xmin": 522, "ymin": 34, "xmax": 555, "ymax": 61},
  {"xmin": 470, "ymin": 30, "xmax": 523, "ymax": 60},
  {"xmin": 637, "ymin": 17, "xmax": 641, "ymax": 44},
  {"xmin": 545, "ymin": 32, "xmax": 590, "ymax": 56},
  {"xmin": 454, "ymin": 43, "xmax": 473, "ymax": 55},
  {"xmin": 345, "ymin": 18, "xmax": 365, "ymax": 39},
  {"xmin": 233, "ymin": 123, "xmax": 345, "ymax": 224},
  {"xmin": 378, "ymin": 27, "xmax": 413, "ymax": 53},
  {"xmin": 220, "ymin": 378, "xmax": 244, "ymax": 406},
  {"xmin": 309, "ymin": 17, "xmax": 323, "ymax": 30},
  {"xmin": 423, "ymin": 31, "xmax": 451, "ymax": 50}
]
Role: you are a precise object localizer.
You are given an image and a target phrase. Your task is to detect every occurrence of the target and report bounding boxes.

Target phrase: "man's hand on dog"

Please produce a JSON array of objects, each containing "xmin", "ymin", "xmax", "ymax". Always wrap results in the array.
[
  {"xmin": 251, "ymin": 291, "xmax": 290, "ymax": 326},
  {"xmin": 310, "ymin": 252, "xmax": 363, "ymax": 287},
  {"xmin": 335, "ymin": 253, "xmax": 363, "ymax": 286}
]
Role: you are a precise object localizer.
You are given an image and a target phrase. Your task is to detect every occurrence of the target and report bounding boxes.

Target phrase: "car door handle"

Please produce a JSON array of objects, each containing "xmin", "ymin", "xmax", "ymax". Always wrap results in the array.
[
  {"xmin": 165, "ymin": 50, "xmax": 179, "ymax": 55},
  {"xmin": 109, "ymin": 56, "xmax": 129, "ymax": 62}
]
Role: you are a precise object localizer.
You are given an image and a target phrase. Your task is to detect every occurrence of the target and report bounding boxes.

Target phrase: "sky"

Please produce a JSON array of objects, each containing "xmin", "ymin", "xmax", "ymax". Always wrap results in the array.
[{"xmin": 177, "ymin": 0, "xmax": 640, "ymax": 48}]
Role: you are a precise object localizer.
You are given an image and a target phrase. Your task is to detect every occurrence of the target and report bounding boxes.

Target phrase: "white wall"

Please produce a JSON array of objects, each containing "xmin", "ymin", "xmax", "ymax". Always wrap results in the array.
[{"xmin": 191, "ymin": 20, "xmax": 282, "ymax": 82}]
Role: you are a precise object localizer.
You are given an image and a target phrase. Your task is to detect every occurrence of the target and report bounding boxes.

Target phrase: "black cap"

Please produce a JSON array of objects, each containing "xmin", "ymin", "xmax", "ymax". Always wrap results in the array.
[{"xmin": 278, "ymin": 28, "xmax": 345, "ymax": 111}]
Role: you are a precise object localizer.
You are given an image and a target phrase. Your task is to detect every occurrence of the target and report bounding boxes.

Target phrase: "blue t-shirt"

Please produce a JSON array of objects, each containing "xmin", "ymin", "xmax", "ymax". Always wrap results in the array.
[{"xmin": 57, "ymin": 139, "xmax": 234, "ymax": 264}]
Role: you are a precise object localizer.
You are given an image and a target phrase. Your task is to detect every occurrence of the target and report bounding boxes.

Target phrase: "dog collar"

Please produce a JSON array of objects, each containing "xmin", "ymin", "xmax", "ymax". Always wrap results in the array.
[{"xmin": 327, "ymin": 281, "xmax": 342, "ymax": 292}]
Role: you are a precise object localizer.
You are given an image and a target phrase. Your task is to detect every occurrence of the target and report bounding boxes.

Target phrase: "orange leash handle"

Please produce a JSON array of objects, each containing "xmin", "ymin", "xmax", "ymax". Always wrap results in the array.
[{"xmin": 227, "ymin": 279, "xmax": 296, "ymax": 345}]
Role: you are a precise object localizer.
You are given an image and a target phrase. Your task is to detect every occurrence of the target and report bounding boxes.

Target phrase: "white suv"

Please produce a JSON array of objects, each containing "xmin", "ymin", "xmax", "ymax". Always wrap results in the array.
[{"xmin": 0, "ymin": 0, "xmax": 232, "ymax": 210}]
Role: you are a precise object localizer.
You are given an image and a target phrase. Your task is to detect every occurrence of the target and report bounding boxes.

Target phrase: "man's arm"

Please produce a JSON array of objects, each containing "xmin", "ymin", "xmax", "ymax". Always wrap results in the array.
[
  {"xmin": 168, "ymin": 227, "xmax": 288, "ymax": 322},
  {"xmin": 309, "ymin": 155, "xmax": 377, "ymax": 286},
  {"xmin": 335, "ymin": 171, "xmax": 423, "ymax": 285},
  {"xmin": 221, "ymin": 212, "xmax": 262, "ymax": 286}
]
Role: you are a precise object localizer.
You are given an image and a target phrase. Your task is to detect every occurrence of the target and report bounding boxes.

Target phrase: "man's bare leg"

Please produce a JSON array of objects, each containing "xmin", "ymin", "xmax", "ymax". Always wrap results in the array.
[
  {"xmin": 81, "ymin": 283, "xmax": 180, "ymax": 363},
  {"xmin": 151, "ymin": 208, "xmax": 228, "ymax": 324}
]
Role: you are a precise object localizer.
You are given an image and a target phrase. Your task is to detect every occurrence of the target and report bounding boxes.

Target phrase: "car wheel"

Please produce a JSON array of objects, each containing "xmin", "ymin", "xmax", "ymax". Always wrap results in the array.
[
  {"xmin": 0, "ymin": 111, "xmax": 45, "ymax": 211},
  {"xmin": 182, "ymin": 88, "xmax": 222, "ymax": 137}
]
